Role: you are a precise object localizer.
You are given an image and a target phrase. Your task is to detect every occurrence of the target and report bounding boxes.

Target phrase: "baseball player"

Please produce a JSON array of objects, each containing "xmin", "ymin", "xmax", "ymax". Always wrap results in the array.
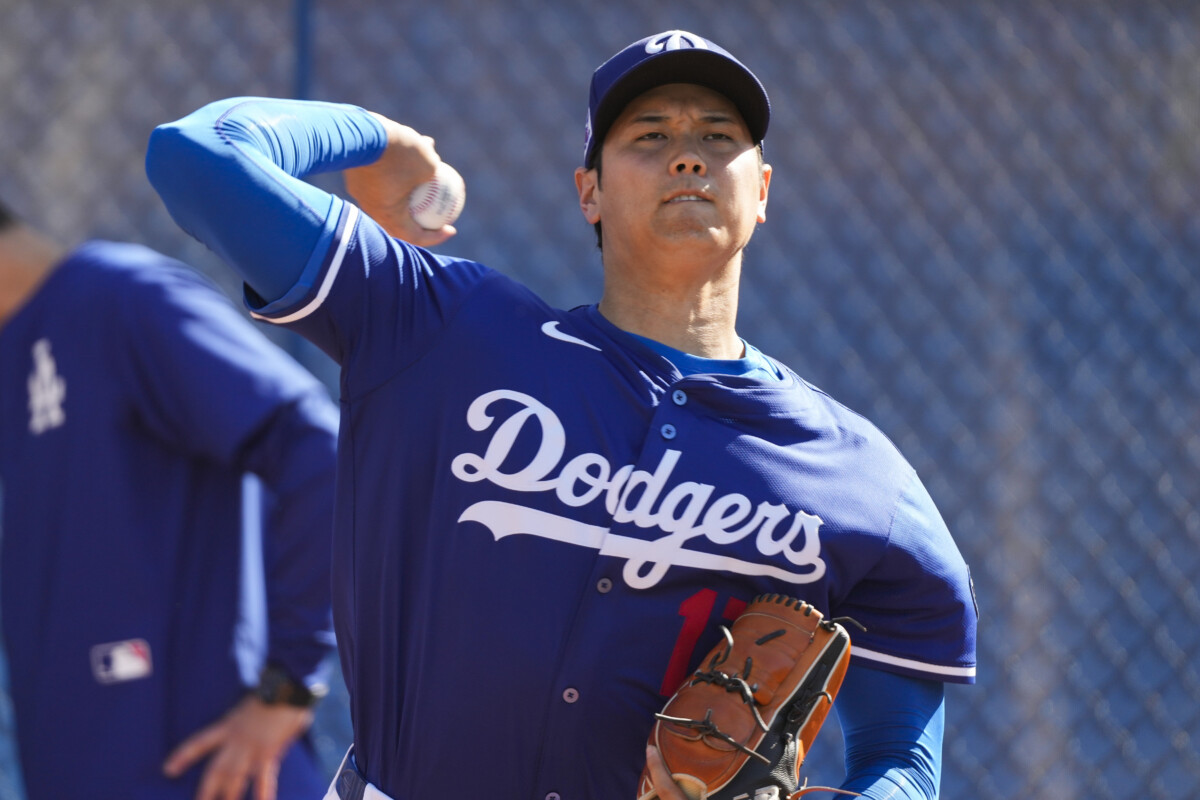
[
  {"xmin": 146, "ymin": 30, "xmax": 977, "ymax": 800},
  {"xmin": 0, "ymin": 198, "xmax": 339, "ymax": 800}
]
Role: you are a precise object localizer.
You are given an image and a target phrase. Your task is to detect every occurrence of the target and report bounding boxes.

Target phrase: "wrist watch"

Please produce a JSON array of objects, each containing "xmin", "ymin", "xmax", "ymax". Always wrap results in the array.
[{"xmin": 254, "ymin": 664, "xmax": 325, "ymax": 708}]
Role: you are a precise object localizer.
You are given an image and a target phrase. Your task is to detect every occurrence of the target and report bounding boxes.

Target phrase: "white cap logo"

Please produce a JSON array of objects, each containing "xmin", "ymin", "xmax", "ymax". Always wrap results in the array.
[{"xmin": 645, "ymin": 30, "xmax": 709, "ymax": 54}]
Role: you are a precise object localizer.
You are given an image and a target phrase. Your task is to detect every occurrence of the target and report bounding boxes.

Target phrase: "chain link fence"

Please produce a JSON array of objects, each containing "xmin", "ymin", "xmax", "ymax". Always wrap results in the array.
[{"xmin": 1, "ymin": 1, "xmax": 1197, "ymax": 797}]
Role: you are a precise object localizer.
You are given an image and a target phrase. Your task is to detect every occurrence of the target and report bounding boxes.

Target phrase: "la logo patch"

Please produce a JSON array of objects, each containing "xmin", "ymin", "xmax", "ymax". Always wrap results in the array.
[{"xmin": 27, "ymin": 338, "xmax": 65, "ymax": 435}]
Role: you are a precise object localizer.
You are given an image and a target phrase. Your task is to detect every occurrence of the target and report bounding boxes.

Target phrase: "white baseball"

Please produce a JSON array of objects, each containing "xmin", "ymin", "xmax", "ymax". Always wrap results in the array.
[{"xmin": 408, "ymin": 162, "xmax": 466, "ymax": 230}]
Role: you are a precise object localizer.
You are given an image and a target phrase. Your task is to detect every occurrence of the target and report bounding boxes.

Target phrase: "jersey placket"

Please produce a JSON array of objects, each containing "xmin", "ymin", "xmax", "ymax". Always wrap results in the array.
[{"xmin": 531, "ymin": 380, "xmax": 701, "ymax": 800}]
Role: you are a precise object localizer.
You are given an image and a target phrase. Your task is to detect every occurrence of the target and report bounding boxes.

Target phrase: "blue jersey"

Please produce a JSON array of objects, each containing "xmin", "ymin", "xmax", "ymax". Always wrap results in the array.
[
  {"xmin": 148, "ymin": 99, "xmax": 977, "ymax": 800},
  {"xmin": 0, "ymin": 242, "xmax": 338, "ymax": 800}
]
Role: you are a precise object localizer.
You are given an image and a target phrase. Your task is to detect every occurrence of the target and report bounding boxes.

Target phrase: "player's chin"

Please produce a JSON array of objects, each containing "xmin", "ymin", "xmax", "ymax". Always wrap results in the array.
[
  {"xmin": 657, "ymin": 203, "xmax": 722, "ymax": 228},
  {"xmin": 654, "ymin": 219, "xmax": 726, "ymax": 246}
]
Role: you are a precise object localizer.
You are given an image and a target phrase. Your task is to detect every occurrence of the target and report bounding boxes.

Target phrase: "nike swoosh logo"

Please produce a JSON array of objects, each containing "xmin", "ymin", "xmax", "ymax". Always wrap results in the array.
[{"xmin": 541, "ymin": 321, "xmax": 602, "ymax": 351}]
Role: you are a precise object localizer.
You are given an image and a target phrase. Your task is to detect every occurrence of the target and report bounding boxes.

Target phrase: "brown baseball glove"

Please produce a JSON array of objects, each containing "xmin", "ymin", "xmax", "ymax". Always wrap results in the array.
[{"xmin": 637, "ymin": 594, "xmax": 862, "ymax": 800}]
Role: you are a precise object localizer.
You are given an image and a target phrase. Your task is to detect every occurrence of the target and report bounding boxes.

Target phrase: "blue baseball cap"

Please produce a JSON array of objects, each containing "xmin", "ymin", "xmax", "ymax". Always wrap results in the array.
[{"xmin": 583, "ymin": 30, "xmax": 771, "ymax": 168}]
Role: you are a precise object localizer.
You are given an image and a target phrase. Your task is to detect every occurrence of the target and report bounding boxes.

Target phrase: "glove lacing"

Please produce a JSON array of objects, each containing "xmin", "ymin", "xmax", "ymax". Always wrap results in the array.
[{"xmin": 652, "ymin": 612, "xmax": 865, "ymax": 799}]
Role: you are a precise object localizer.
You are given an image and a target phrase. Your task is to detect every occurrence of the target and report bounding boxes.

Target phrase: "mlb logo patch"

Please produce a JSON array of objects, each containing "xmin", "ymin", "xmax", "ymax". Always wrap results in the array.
[{"xmin": 91, "ymin": 638, "xmax": 153, "ymax": 684}]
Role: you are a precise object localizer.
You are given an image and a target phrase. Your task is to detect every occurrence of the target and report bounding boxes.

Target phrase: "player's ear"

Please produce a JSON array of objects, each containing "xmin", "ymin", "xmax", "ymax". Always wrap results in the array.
[
  {"xmin": 757, "ymin": 162, "xmax": 771, "ymax": 224},
  {"xmin": 575, "ymin": 166, "xmax": 602, "ymax": 225}
]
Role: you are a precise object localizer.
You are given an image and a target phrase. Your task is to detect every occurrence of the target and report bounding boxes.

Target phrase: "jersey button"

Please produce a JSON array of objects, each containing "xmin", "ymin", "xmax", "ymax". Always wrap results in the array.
[
  {"xmin": 562, "ymin": 687, "xmax": 580, "ymax": 703},
  {"xmin": 672, "ymin": 389, "xmax": 688, "ymax": 406},
  {"xmin": 597, "ymin": 578, "xmax": 613, "ymax": 593},
  {"xmin": 660, "ymin": 423, "xmax": 677, "ymax": 440}
]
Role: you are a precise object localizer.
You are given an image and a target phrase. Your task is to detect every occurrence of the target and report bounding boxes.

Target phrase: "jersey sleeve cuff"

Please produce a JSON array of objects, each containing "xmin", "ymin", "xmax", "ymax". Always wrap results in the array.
[
  {"xmin": 852, "ymin": 646, "xmax": 977, "ymax": 684},
  {"xmin": 245, "ymin": 196, "xmax": 349, "ymax": 322}
]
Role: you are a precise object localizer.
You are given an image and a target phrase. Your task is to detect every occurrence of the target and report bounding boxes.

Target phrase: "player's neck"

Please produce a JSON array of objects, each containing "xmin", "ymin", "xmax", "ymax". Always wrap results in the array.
[
  {"xmin": 598, "ymin": 268, "xmax": 743, "ymax": 359},
  {"xmin": 0, "ymin": 225, "xmax": 65, "ymax": 329}
]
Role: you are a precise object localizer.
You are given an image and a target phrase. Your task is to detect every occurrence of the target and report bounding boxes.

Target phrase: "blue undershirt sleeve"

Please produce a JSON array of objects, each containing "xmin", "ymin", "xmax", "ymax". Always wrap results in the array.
[
  {"xmin": 835, "ymin": 663, "xmax": 946, "ymax": 799},
  {"xmin": 146, "ymin": 97, "xmax": 388, "ymax": 303}
]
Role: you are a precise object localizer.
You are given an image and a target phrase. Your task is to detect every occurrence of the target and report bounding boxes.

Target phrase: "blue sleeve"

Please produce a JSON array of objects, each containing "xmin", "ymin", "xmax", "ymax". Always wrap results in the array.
[
  {"xmin": 120, "ymin": 259, "xmax": 339, "ymax": 683},
  {"xmin": 239, "ymin": 391, "xmax": 340, "ymax": 685},
  {"xmin": 841, "ymin": 470, "xmax": 978, "ymax": 684},
  {"xmin": 835, "ymin": 663, "xmax": 946, "ymax": 799},
  {"xmin": 145, "ymin": 97, "xmax": 388, "ymax": 303}
]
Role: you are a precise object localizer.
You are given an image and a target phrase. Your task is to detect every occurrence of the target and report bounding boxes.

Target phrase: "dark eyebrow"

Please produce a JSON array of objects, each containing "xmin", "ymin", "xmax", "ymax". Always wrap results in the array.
[
  {"xmin": 627, "ymin": 112, "xmax": 669, "ymax": 125},
  {"xmin": 701, "ymin": 111, "xmax": 740, "ymax": 125}
]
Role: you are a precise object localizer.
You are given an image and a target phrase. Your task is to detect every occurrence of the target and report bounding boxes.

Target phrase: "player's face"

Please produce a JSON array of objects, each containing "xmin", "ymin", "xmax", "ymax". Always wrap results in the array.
[{"xmin": 576, "ymin": 83, "xmax": 769, "ymax": 265}]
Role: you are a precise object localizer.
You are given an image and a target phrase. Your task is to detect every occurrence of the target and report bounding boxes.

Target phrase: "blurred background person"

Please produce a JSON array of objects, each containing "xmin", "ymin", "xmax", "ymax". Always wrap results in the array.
[{"xmin": 0, "ymin": 197, "xmax": 340, "ymax": 800}]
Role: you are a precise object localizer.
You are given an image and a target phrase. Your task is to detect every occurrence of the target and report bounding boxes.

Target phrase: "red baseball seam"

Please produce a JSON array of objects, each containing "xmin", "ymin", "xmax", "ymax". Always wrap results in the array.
[{"xmin": 410, "ymin": 178, "xmax": 442, "ymax": 214}]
